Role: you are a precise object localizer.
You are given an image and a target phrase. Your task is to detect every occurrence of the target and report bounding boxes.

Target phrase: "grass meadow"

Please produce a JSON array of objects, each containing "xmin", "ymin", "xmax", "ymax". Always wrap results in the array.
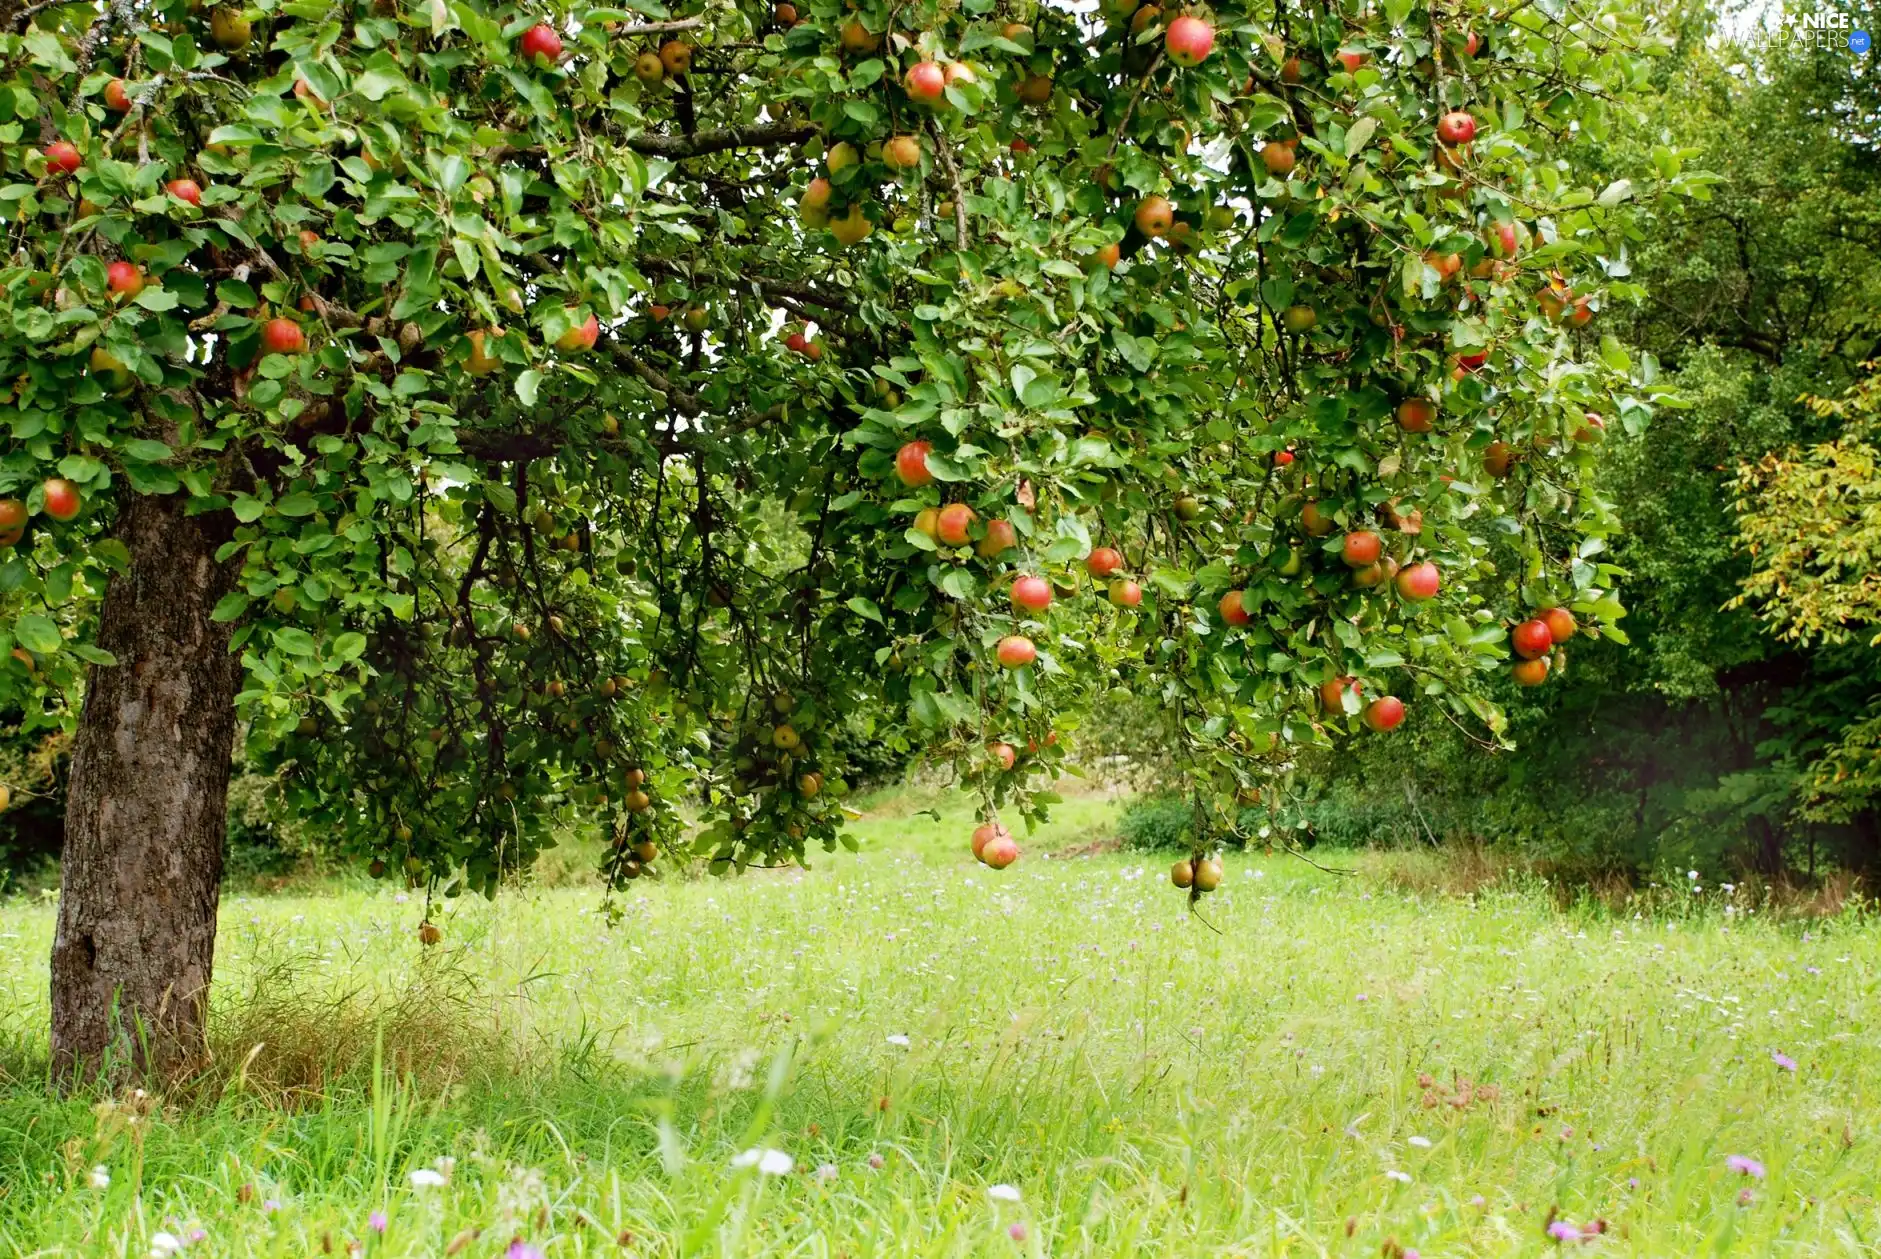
[{"xmin": 1, "ymin": 787, "xmax": 1878, "ymax": 1256}]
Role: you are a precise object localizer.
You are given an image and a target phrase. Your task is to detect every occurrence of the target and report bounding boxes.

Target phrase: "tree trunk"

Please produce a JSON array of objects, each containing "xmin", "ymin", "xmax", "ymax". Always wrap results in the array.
[{"xmin": 51, "ymin": 492, "xmax": 240, "ymax": 1083}]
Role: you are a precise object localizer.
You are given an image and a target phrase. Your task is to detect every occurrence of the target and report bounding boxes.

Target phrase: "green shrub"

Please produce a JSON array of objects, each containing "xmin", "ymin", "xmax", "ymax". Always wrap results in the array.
[{"xmin": 1117, "ymin": 796, "xmax": 1193, "ymax": 851}]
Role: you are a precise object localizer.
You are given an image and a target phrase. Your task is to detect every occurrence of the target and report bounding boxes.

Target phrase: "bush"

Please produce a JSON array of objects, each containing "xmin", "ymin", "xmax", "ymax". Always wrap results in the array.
[{"xmin": 1117, "ymin": 796, "xmax": 1193, "ymax": 851}]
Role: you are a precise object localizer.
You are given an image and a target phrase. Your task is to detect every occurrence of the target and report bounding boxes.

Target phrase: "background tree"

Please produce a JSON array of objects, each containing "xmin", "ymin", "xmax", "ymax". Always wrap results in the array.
[
  {"xmin": 0, "ymin": 0, "xmax": 1677, "ymax": 1078},
  {"xmin": 1293, "ymin": 2, "xmax": 1881, "ymax": 879}
]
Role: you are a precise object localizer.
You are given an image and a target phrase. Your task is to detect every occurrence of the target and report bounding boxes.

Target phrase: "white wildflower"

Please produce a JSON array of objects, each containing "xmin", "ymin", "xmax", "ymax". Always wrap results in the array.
[
  {"xmin": 731, "ymin": 1148, "xmax": 794, "ymax": 1176},
  {"xmin": 408, "ymin": 1168, "xmax": 446, "ymax": 1189},
  {"xmin": 88, "ymin": 1165, "xmax": 110, "ymax": 1189},
  {"xmin": 988, "ymin": 1183, "xmax": 1022, "ymax": 1202},
  {"xmin": 886, "ymin": 1034, "xmax": 911, "ymax": 1047},
  {"xmin": 150, "ymin": 1233, "xmax": 184, "ymax": 1258}
]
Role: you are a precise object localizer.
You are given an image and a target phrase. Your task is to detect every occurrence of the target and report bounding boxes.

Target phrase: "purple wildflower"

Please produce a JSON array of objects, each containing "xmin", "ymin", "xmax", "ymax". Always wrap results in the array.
[
  {"xmin": 1008, "ymin": 1222, "xmax": 1027, "ymax": 1241},
  {"xmin": 1548, "ymin": 1220, "xmax": 1583, "ymax": 1241},
  {"xmin": 1738, "ymin": 1187, "xmax": 1755, "ymax": 1206},
  {"xmin": 1404, "ymin": 1251, "xmax": 1420, "ymax": 1259},
  {"xmin": 506, "ymin": 1244, "xmax": 546, "ymax": 1259},
  {"xmin": 1726, "ymin": 1155, "xmax": 1766, "ymax": 1178},
  {"xmin": 1771, "ymin": 1050, "xmax": 1797, "ymax": 1072},
  {"xmin": 1627, "ymin": 1178, "xmax": 1639, "ymax": 1190},
  {"xmin": 368, "ymin": 1211, "xmax": 387, "ymax": 1234},
  {"xmin": 867, "ymin": 1153, "xmax": 885, "ymax": 1170}
]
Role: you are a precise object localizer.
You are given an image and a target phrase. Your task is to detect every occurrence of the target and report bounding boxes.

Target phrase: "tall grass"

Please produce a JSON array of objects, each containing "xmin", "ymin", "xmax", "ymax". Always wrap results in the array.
[{"xmin": 0, "ymin": 790, "xmax": 1876, "ymax": 1255}]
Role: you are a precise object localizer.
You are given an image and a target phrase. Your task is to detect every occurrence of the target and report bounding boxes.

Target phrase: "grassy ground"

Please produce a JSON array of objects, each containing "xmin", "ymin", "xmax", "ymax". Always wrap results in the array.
[{"xmin": 0, "ymin": 791, "xmax": 1877, "ymax": 1256}]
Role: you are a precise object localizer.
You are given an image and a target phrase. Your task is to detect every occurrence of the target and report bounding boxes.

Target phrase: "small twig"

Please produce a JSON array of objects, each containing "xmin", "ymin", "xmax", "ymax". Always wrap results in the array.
[
  {"xmin": 1105, "ymin": 51, "xmax": 1164, "ymax": 160},
  {"xmin": 927, "ymin": 120, "xmax": 968, "ymax": 251},
  {"xmin": 1280, "ymin": 842, "xmax": 1354, "ymax": 876},
  {"xmin": 609, "ymin": 16, "xmax": 703, "ymax": 36}
]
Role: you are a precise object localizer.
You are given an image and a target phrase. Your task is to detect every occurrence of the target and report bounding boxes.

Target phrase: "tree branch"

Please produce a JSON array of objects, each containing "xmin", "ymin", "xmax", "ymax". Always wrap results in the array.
[{"xmin": 627, "ymin": 120, "xmax": 818, "ymax": 159}]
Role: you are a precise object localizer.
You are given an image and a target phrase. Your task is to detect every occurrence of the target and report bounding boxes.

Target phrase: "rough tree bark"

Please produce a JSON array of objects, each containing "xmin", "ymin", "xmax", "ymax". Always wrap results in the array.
[{"xmin": 51, "ymin": 491, "xmax": 240, "ymax": 1083}]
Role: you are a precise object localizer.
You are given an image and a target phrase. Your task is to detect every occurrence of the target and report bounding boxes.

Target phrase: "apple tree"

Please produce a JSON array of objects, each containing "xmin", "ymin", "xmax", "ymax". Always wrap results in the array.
[{"xmin": 0, "ymin": 0, "xmax": 1694, "ymax": 1077}]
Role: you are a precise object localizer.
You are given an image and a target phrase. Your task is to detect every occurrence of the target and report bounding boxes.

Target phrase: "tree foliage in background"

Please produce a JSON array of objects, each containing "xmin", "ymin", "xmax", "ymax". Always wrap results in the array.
[
  {"xmin": 1734, "ymin": 369, "xmax": 1881, "ymax": 826},
  {"xmin": 1292, "ymin": 3, "xmax": 1881, "ymax": 879}
]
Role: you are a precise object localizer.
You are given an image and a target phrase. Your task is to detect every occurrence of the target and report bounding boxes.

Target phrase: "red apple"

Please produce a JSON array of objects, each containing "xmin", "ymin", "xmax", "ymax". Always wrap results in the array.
[
  {"xmin": 840, "ymin": 18, "xmax": 881, "ymax": 53},
  {"xmin": 895, "ymin": 440, "xmax": 933, "ymax": 487},
  {"xmin": 1108, "ymin": 579, "xmax": 1142, "ymax": 608},
  {"xmin": 987, "ymin": 742, "xmax": 1017, "ymax": 771},
  {"xmin": 882, "ymin": 134, "xmax": 922, "ymax": 170},
  {"xmin": 905, "ymin": 61, "xmax": 946, "ymax": 104},
  {"xmin": 261, "ymin": 317, "xmax": 307, "ymax": 354},
  {"xmin": 1011, "ymin": 575, "xmax": 1053, "ymax": 613},
  {"xmin": 1362, "ymin": 696, "xmax": 1405, "ymax": 732},
  {"xmin": 104, "ymin": 79, "xmax": 134, "ymax": 112},
  {"xmin": 1341, "ymin": 530, "xmax": 1382, "ymax": 568},
  {"xmin": 1164, "ymin": 15, "xmax": 1215, "ymax": 67},
  {"xmin": 981, "ymin": 832, "xmax": 1020, "ymax": 868},
  {"xmin": 1425, "ymin": 250, "xmax": 1463, "ymax": 282},
  {"xmin": 971, "ymin": 821, "xmax": 1008, "ymax": 860},
  {"xmin": 1396, "ymin": 561, "xmax": 1440, "ymax": 601},
  {"xmin": 996, "ymin": 635, "xmax": 1037, "ymax": 668},
  {"xmin": 1319, "ymin": 675, "xmax": 1361, "ymax": 711},
  {"xmin": 1568, "ymin": 296, "xmax": 1594, "ymax": 327},
  {"xmin": 557, "ymin": 311, "xmax": 600, "ymax": 352},
  {"xmin": 44, "ymin": 142, "xmax": 81, "ymax": 175},
  {"xmin": 41, "ymin": 478, "xmax": 82, "ymax": 522},
  {"xmin": 519, "ymin": 23, "xmax": 563, "ymax": 64},
  {"xmin": 1273, "ymin": 449, "xmax": 1295, "ymax": 466},
  {"xmin": 1086, "ymin": 547, "xmax": 1123, "ymax": 578},
  {"xmin": 978, "ymin": 518, "xmax": 1018, "ymax": 557},
  {"xmin": 1218, "ymin": 590, "xmax": 1250, "ymax": 625},
  {"xmin": 166, "ymin": 178, "xmax": 203, "ymax": 206},
  {"xmin": 1455, "ymin": 349, "xmax": 1488, "ymax": 372},
  {"xmin": 784, "ymin": 331, "xmax": 809, "ymax": 354},
  {"xmin": 1483, "ymin": 441, "xmax": 1516, "ymax": 478},
  {"xmin": 1512, "ymin": 656, "xmax": 1550, "ymax": 686},
  {"xmin": 1094, "ymin": 243, "xmax": 1121, "ymax": 270},
  {"xmin": 1511, "ymin": 618, "xmax": 1554, "ymax": 660},
  {"xmin": 1261, "ymin": 141, "xmax": 1297, "ymax": 177},
  {"xmin": 1437, "ymin": 110, "xmax": 1476, "ymax": 146},
  {"xmin": 106, "ymin": 260, "xmax": 144, "ymax": 300},
  {"xmin": 936, "ymin": 502, "xmax": 976, "ymax": 546},
  {"xmin": 1463, "ymin": 30, "xmax": 1482, "ymax": 56},
  {"xmin": 1337, "ymin": 49, "xmax": 1364, "ymax": 72},
  {"xmin": 1134, "ymin": 195, "xmax": 1174, "ymax": 238},
  {"xmin": 1574, "ymin": 413, "xmax": 1605, "ymax": 443},
  {"xmin": 1540, "ymin": 607, "xmax": 1577, "ymax": 643},
  {"xmin": 1396, "ymin": 397, "xmax": 1436, "ymax": 432},
  {"xmin": 1491, "ymin": 222, "xmax": 1519, "ymax": 258},
  {"xmin": 1301, "ymin": 500, "xmax": 1335, "ymax": 536}
]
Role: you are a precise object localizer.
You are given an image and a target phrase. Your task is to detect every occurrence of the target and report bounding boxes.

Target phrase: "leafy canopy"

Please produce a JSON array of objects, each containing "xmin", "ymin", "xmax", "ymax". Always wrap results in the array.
[{"xmin": 0, "ymin": 0, "xmax": 1689, "ymax": 901}]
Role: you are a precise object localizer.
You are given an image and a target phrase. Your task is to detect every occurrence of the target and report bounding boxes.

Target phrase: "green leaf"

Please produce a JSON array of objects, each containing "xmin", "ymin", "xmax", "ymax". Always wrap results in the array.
[
  {"xmin": 211, "ymin": 592, "xmax": 251, "ymax": 622},
  {"xmin": 275, "ymin": 492, "xmax": 319, "ymax": 517},
  {"xmin": 14, "ymin": 614, "xmax": 61, "ymax": 654},
  {"xmin": 122, "ymin": 438, "xmax": 174, "ymax": 463},
  {"xmin": 846, "ymin": 596, "xmax": 885, "ymax": 623},
  {"xmin": 218, "ymin": 279, "xmax": 259, "ymax": 309},
  {"xmin": 332, "ymin": 631, "xmax": 368, "ymax": 661},
  {"xmin": 515, "ymin": 369, "xmax": 542, "ymax": 406},
  {"xmin": 272, "ymin": 627, "xmax": 318, "ymax": 656}
]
